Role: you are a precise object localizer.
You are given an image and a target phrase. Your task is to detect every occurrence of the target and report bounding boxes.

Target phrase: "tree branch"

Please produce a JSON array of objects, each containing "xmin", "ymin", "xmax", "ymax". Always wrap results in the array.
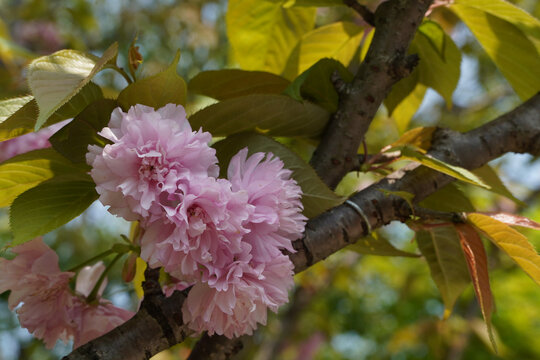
[
  {"xmin": 310, "ymin": 0, "xmax": 432, "ymax": 189},
  {"xmin": 343, "ymin": 0, "xmax": 375, "ymax": 26},
  {"xmin": 64, "ymin": 91, "xmax": 539, "ymax": 360}
]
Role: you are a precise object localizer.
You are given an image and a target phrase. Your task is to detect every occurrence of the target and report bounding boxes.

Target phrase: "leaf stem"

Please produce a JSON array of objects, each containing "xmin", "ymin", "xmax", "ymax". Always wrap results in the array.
[{"xmin": 87, "ymin": 253, "xmax": 123, "ymax": 303}]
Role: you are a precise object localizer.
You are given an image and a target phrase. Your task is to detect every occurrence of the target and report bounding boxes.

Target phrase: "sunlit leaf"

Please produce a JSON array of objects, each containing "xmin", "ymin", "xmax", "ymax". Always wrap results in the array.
[
  {"xmin": 282, "ymin": 21, "xmax": 363, "ymax": 80},
  {"xmin": 0, "ymin": 149, "xmax": 88, "ymax": 207},
  {"xmin": 10, "ymin": 177, "xmax": 98, "ymax": 245},
  {"xmin": 416, "ymin": 226, "xmax": 471, "ymax": 315},
  {"xmin": 454, "ymin": 0, "xmax": 540, "ymax": 52},
  {"xmin": 451, "ymin": 4, "xmax": 540, "ymax": 100},
  {"xmin": 385, "ymin": 68, "xmax": 420, "ymax": 117},
  {"xmin": 227, "ymin": 0, "xmax": 316, "ymax": 74},
  {"xmin": 118, "ymin": 51, "xmax": 186, "ymax": 109},
  {"xmin": 189, "ymin": 94, "xmax": 330, "ymax": 137},
  {"xmin": 49, "ymin": 99, "xmax": 118, "ymax": 163},
  {"xmin": 133, "ymin": 257, "xmax": 147, "ymax": 299},
  {"xmin": 0, "ymin": 82, "xmax": 103, "ymax": 141},
  {"xmin": 477, "ymin": 213, "xmax": 540, "ymax": 230},
  {"xmin": 347, "ymin": 233, "xmax": 419, "ymax": 257},
  {"xmin": 213, "ymin": 133, "xmax": 344, "ymax": 218},
  {"xmin": 267, "ymin": 0, "xmax": 343, "ymax": 6},
  {"xmin": 28, "ymin": 43, "xmax": 117, "ymax": 130},
  {"xmin": 456, "ymin": 223, "xmax": 496, "ymax": 351},
  {"xmin": 399, "ymin": 146, "xmax": 489, "ymax": 189},
  {"xmin": 414, "ymin": 21, "xmax": 461, "ymax": 107},
  {"xmin": 189, "ymin": 69, "xmax": 290, "ymax": 100},
  {"xmin": 390, "ymin": 126, "xmax": 436, "ymax": 151},
  {"xmin": 467, "ymin": 213, "xmax": 540, "ymax": 285}
]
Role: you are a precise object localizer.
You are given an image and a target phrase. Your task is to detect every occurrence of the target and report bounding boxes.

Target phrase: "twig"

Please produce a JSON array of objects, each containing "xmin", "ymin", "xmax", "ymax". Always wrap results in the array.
[{"xmin": 343, "ymin": 0, "xmax": 376, "ymax": 26}]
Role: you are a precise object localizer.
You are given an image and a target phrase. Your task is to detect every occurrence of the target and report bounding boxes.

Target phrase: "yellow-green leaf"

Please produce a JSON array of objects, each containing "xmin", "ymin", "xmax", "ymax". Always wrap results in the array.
[
  {"xmin": 10, "ymin": 177, "xmax": 98, "ymax": 245},
  {"xmin": 0, "ymin": 82, "xmax": 103, "ymax": 141},
  {"xmin": 390, "ymin": 126, "xmax": 436, "ymax": 151},
  {"xmin": 467, "ymin": 213, "xmax": 540, "ymax": 285},
  {"xmin": 399, "ymin": 146, "xmax": 489, "ymax": 189},
  {"xmin": 414, "ymin": 21, "xmax": 461, "ymax": 107},
  {"xmin": 451, "ymin": 4, "xmax": 540, "ymax": 100},
  {"xmin": 388, "ymin": 82, "xmax": 427, "ymax": 133},
  {"xmin": 28, "ymin": 43, "xmax": 117, "ymax": 130},
  {"xmin": 227, "ymin": 0, "xmax": 316, "ymax": 74},
  {"xmin": 188, "ymin": 69, "xmax": 290, "ymax": 100},
  {"xmin": 189, "ymin": 94, "xmax": 330, "ymax": 137},
  {"xmin": 416, "ymin": 226, "xmax": 471, "ymax": 315},
  {"xmin": 282, "ymin": 21, "xmax": 364, "ymax": 80},
  {"xmin": 0, "ymin": 149, "xmax": 88, "ymax": 207},
  {"xmin": 118, "ymin": 51, "xmax": 187, "ymax": 109}
]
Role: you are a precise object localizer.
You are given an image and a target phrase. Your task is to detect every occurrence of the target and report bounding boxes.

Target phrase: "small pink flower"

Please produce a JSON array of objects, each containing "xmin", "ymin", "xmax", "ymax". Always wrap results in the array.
[
  {"xmin": 0, "ymin": 120, "xmax": 69, "ymax": 162},
  {"xmin": 87, "ymin": 104, "xmax": 219, "ymax": 222},
  {"xmin": 228, "ymin": 148, "xmax": 306, "ymax": 262},
  {"xmin": 69, "ymin": 298, "xmax": 134, "ymax": 349}
]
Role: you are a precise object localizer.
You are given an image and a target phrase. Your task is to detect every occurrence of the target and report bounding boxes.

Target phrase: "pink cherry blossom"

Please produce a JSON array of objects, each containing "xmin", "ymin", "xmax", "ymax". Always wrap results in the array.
[
  {"xmin": 140, "ymin": 175, "xmax": 252, "ymax": 282},
  {"xmin": 69, "ymin": 298, "xmax": 134, "ymax": 349},
  {"xmin": 0, "ymin": 238, "xmax": 75, "ymax": 348},
  {"xmin": 0, "ymin": 120, "xmax": 69, "ymax": 162},
  {"xmin": 182, "ymin": 253, "xmax": 294, "ymax": 338},
  {"xmin": 227, "ymin": 148, "xmax": 306, "ymax": 262},
  {"xmin": 0, "ymin": 239, "xmax": 134, "ymax": 349},
  {"xmin": 87, "ymin": 104, "xmax": 219, "ymax": 222}
]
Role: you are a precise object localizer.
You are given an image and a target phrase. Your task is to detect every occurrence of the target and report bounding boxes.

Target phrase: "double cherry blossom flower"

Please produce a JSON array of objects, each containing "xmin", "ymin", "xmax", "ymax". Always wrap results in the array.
[
  {"xmin": 88, "ymin": 104, "xmax": 306, "ymax": 338},
  {"xmin": 0, "ymin": 103, "xmax": 306, "ymax": 348}
]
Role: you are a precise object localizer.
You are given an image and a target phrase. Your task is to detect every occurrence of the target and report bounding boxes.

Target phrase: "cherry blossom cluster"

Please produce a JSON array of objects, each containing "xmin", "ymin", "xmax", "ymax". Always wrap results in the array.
[
  {"xmin": 0, "ymin": 238, "xmax": 134, "ymax": 349},
  {"xmin": 87, "ymin": 104, "xmax": 306, "ymax": 338}
]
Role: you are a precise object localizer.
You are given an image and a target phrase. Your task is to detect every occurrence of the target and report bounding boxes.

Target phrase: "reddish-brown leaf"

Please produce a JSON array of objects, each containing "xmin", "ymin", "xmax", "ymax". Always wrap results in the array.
[
  {"xmin": 456, "ymin": 223, "xmax": 496, "ymax": 351},
  {"xmin": 480, "ymin": 212, "xmax": 540, "ymax": 230}
]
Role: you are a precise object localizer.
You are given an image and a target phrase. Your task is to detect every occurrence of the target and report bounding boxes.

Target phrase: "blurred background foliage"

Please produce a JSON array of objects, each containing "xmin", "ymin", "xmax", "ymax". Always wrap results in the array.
[{"xmin": 0, "ymin": 0, "xmax": 539, "ymax": 359}]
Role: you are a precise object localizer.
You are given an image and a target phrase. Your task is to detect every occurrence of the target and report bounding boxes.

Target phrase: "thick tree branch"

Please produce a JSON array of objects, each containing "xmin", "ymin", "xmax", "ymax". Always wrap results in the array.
[
  {"xmin": 64, "ymin": 92, "xmax": 540, "ymax": 360},
  {"xmin": 187, "ymin": 333, "xmax": 243, "ymax": 360},
  {"xmin": 292, "ymin": 92, "xmax": 540, "ymax": 272},
  {"xmin": 310, "ymin": 0, "xmax": 433, "ymax": 189}
]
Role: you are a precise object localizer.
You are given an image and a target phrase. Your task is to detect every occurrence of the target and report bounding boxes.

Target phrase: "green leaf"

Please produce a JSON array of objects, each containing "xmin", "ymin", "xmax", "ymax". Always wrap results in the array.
[
  {"xmin": 347, "ymin": 233, "xmax": 419, "ymax": 257},
  {"xmin": 284, "ymin": 58, "xmax": 353, "ymax": 112},
  {"xmin": 472, "ymin": 165, "xmax": 525, "ymax": 206},
  {"xmin": 282, "ymin": 21, "xmax": 364, "ymax": 80},
  {"xmin": 456, "ymin": 223, "xmax": 496, "ymax": 351},
  {"xmin": 416, "ymin": 226, "xmax": 471, "ymax": 315},
  {"xmin": 213, "ymin": 133, "xmax": 344, "ymax": 218},
  {"xmin": 118, "ymin": 51, "xmax": 187, "ymax": 109},
  {"xmin": 454, "ymin": 0, "xmax": 540, "ymax": 52},
  {"xmin": 227, "ymin": 0, "xmax": 316, "ymax": 74},
  {"xmin": 188, "ymin": 69, "xmax": 290, "ymax": 100},
  {"xmin": 10, "ymin": 177, "xmax": 98, "ymax": 245},
  {"xmin": 0, "ymin": 149, "xmax": 88, "ymax": 207},
  {"xmin": 467, "ymin": 213, "xmax": 540, "ymax": 285},
  {"xmin": 413, "ymin": 21, "xmax": 461, "ymax": 107},
  {"xmin": 399, "ymin": 146, "xmax": 489, "ymax": 189},
  {"xmin": 189, "ymin": 94, "xmax": 330, "ymax": 137},
  {"xmin": 388, "ymin": 82, "xmax": 427, "ymax": 133},
  {"xmin": 28, "ymin": 43, "xmax": 117, "ymax": 130},
  {"xmin": 0, "ymin": 82, "xmax": 103, "ymax": 141},
  {"xmin": 450, "ymin": 4, "xmax": 540, "ymax": 100},
  {"xmin": 49, "ymin": 99, "xmax": 118, "ymax": 163},
  {"xmin": 385, "ymin": 68, "xmax": 420, "ymax": 117},
  {"xmin": 419, "ymin": 183, "xmax": 475, "ymax": 213}
]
